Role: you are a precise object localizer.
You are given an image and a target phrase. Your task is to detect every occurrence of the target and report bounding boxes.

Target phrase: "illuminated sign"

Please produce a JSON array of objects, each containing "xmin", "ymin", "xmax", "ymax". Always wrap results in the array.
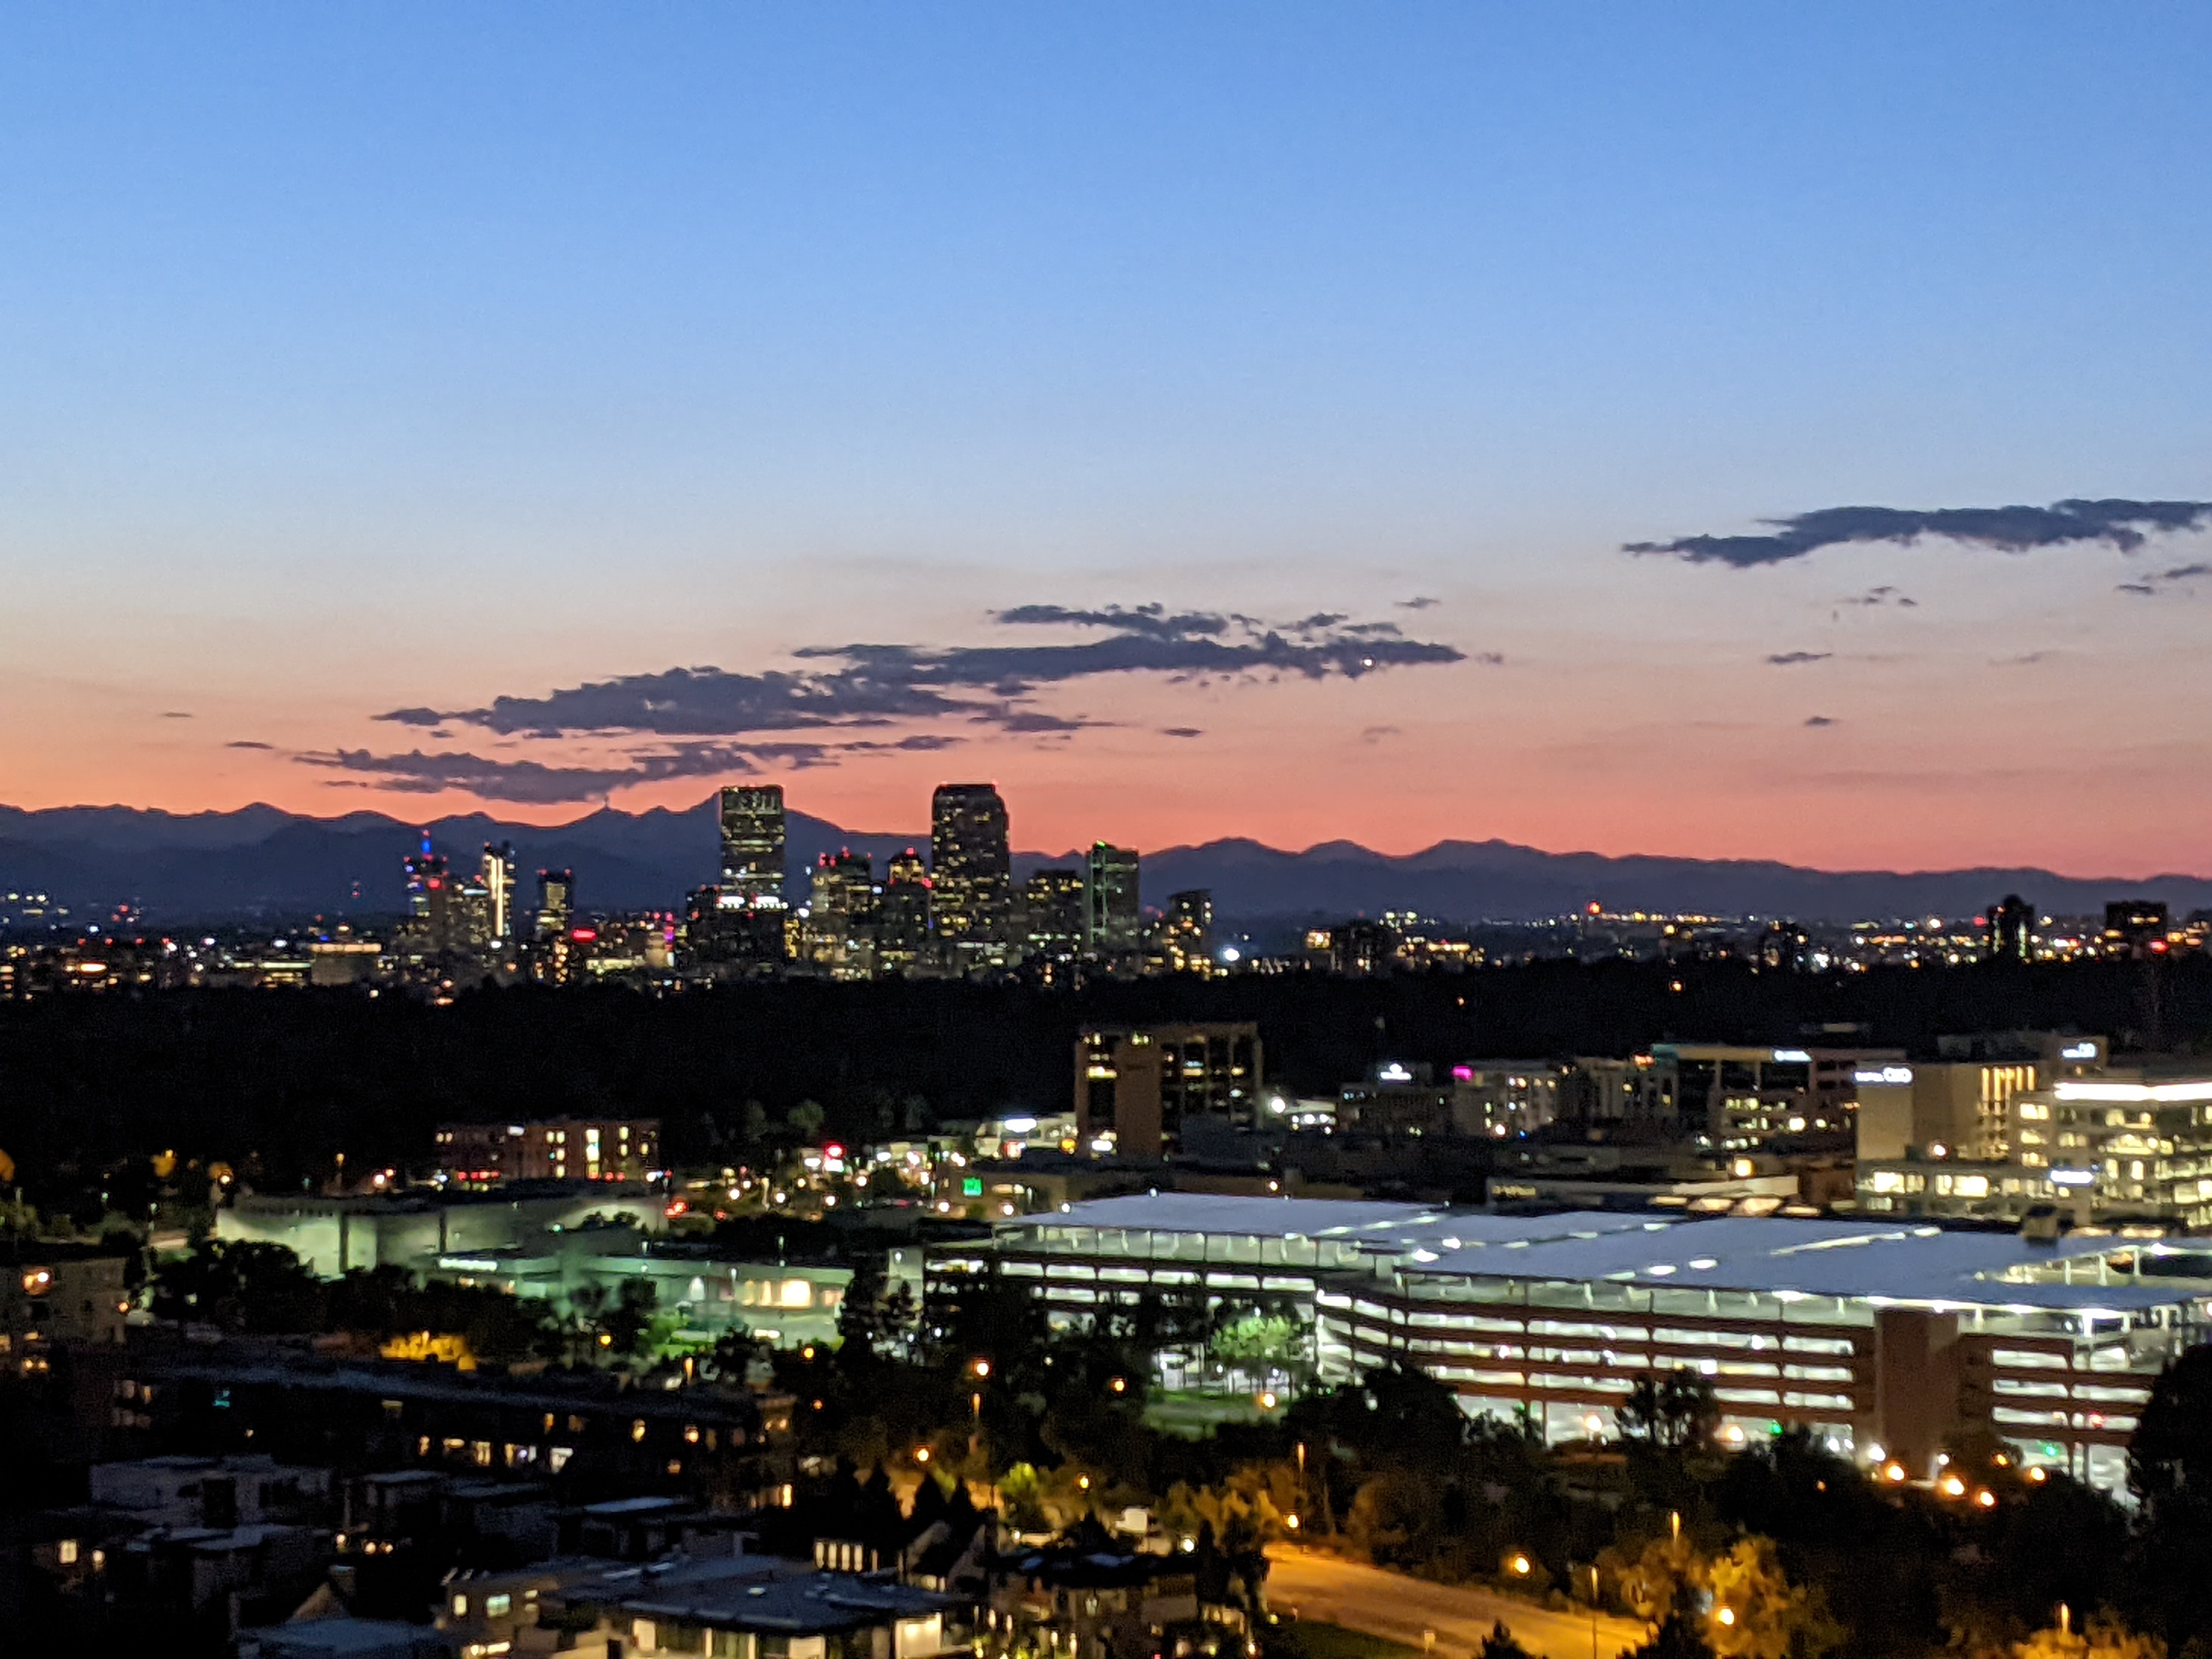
[
  {"xmin": 1770, "ymin": 1049, "xmax": 1812, "ymax": 1064},
  {"xmin": 1451, "ymin": 1065, "xmax": 1474, "ymax": 1082},
  {"xmin": 2049, "ymin": 1169, "xmax": 2096, "ymax": 1187},
  {"xmin": 1853, "ymin": 1066, "xmax": 1915, "ymax": 1086},
  {"xmin": 437, "ymin": 1257, "xmax": 503, "ymax": 1272},
  {"xmin": 961, "ymin": 1177, "xmax": 983, "ymax": 1197},
  {"xmin": 2061, "ymin": 1042, "xmax": 2099, "ymax": 1060},
  {"xmin": 1378, "ymin": 1062, "xmax": 1414, "ymax": 1083}
]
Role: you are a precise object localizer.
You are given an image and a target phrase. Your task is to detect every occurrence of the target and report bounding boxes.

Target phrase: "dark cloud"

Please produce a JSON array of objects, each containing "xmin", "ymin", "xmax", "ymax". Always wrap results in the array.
[
  {"xmin": 300, "ymin": 733, "xmax": 964, "ymax": 805},
  {"xmin": 383, "ymin": 603, "xmax": 1465, "ymax": 741},
  {"xmin": 1803, "ymin": 715, "xmax": 1838, "ymax": 728},
  {"xmin": 1840, "ymin": 585, "xmax": 1916, "ymax": 608},
  {"xmin": 1395, "ymin": 596, "xmax": 1441, "ymax": 610},
  {"xmin": 992, "ymin": 603, "xmax": 1235, "ymax": 640},
  {"xmin": 1629, "ymin": 498, "xmax": 2212, "ymax": 568},
  {"xmin": 1471, "ymin": 651, "xmax": 1505, "ymax": 667},
  {"xmin": 225, "ymin": 740, "xmax": 274, "ymax": 751},
  {"xmin": 2117, "ymin": 561, "xmax": 2212, "ymax": 597},
  {"xmin": 161, "ymin": 710, "xmax": 193, "ymax": 719},
  {"xmin": 1359, "ymin": 725, "xmax": 1401, "ymax": 744},
  {"xmin": 1766, "ymin": 651, "xmax": 1831, "ymax": 667},
  {"xmin": 1160, "ymin": 727, "xmax": 1204, "ymax": 739}
]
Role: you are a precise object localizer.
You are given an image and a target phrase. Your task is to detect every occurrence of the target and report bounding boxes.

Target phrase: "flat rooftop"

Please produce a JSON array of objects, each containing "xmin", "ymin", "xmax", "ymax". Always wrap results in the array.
[{"xmin": 1412, "ymin": 1215, "xmax": 2205, "ymax": 1311}]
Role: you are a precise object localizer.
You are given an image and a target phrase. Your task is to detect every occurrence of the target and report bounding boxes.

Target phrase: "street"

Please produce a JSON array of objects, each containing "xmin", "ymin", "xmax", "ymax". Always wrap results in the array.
[{"xmin": 1264, "ymin": 1546, "xmax": 1647, "ymax": 1659}]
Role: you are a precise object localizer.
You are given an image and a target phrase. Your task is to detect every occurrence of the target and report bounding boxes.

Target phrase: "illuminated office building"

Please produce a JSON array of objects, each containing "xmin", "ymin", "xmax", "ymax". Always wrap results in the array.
[
  {"xmin": 1651, "ymin": 1043, "xmax": 1902, "ymax": 1147},
  {"xmin": 929, "ymin": 783, "xmax": 1011, "ymax": 967},
  {"xmin": 1987, "ymin": 894, "xmax": 2035, "ymax": 962},
  {"xmin": 435, "ymin": 1117, "xmax": 662, "ymax": 1184},
  {"xmin": 2102, "ymin": 899, "xmax": 2170, "ymax": 958},
  {"xmin": 1020, "ymin": 868, "xmax": 1087, "ymax": 966},
  {"xmin": 399, "ymin": 840, "xmax": 467, "ymax": 959},
  {"xmin": 718, "ymin": 785, "xmax": 787, "ymax": 902},
  {"xmin": 536, "ymin": 868, "xmax": 574, "ymax": 940},
  {"xmin": 804, "ymin": 850, "xmax": 879, "ymax": 977},
  {"xmin": 1153, "ymin": 889, "xmax": 1213, "ymax": 973},
  {"xmin": 479, "ymin": 842, "xmax": 521, "ymax": 944},
  {"xmin": 1074, "ymin": 1022, "xmax": 1263, "ymax": 1156},
  {"xmin": 1084, "ymin": 843, "xmax": 1141, "ymax": 957},
  {"xmin": 876, "ymin": 849, "xmax": 931, "ymax": 971}
]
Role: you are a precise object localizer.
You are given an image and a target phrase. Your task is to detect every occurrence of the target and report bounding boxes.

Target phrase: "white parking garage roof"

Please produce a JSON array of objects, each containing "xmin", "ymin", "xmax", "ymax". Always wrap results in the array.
[
  {"xmin": 1024, "ymin": 1193, "xmax": 1657, "ymax": 1250},
  {"xmin": 1410, "ymin": 1215, "xmax": 2197, "ymax": 1312}
]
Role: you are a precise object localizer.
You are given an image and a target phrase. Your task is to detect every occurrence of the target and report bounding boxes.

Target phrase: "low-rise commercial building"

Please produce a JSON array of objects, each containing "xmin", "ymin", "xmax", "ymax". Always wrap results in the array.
[
  {"xmin": 216, "ymin": 1182, "xmax": 664, "ymax": 1278},
  {"xmin": 436, "ymin": 1117, "xmax": 662, "ymax": 1184},
  {"xmin": 3, "ymin": 1242, "xmax": 132, "ymax": 1360}
]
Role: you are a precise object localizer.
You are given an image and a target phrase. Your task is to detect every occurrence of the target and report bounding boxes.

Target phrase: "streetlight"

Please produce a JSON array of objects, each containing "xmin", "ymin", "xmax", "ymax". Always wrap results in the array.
[{"xmin": 1583, "ymin": 1565, "xmax": 1601, "ymax": 1659}]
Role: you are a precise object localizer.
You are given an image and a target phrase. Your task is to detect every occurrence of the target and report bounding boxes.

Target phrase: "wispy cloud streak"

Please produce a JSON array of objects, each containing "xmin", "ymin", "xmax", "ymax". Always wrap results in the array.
[{"xmin": 1629, "ymin": 498, "xmax": 2212, "ymax": 568}]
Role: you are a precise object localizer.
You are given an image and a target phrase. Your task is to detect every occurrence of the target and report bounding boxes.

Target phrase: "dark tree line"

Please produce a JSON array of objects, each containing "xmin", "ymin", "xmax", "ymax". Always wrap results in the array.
[{"xmin": 2, "ymin": 958, "xmax": 2204, "ymax": 1216}]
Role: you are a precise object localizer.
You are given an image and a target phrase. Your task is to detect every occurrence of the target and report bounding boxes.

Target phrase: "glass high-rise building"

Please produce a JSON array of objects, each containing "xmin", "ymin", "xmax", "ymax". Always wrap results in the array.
[
  {"xmin": 877, "ymin": 848, "xmax": 932, "ymax": 970},
  {"xmin": 718, "ymin": 785, "xmax": 787, "ymax": 904},
  {"xmin": 1085, "ymin": 842, "xmax": 1141, "ymax": 956},
  {"xmin": 929, "ymin": 783, "xmax": 1011, "ymax": 965},
  {"xmin": 536, "ymin": 868, "xmax": 574, "ymax": 940},
  {"xmin": 481, "ymin": 842, "xmax": 521, "ymax": 941},
  {"xmin": 1022, "ymin": 867, "xmax": 1087, "ymax": 964}
]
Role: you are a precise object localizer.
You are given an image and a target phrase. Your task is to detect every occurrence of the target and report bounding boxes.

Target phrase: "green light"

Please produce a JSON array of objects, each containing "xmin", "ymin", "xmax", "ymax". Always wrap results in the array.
[{"xmin": 962, "ymin": 1177, "xmax": 983, "ymax": 1197}]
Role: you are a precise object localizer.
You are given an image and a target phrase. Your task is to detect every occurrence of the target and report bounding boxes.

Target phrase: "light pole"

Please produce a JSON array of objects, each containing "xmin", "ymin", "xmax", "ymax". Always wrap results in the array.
[{"xmin": 1585, "ymin": 1564, "xmax": 1600, "ymax": 1659}]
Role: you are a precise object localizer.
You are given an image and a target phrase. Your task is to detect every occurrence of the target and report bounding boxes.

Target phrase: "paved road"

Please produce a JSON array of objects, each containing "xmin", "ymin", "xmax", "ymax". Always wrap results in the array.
[{"xmin": 1264, "ymin": 1546, "xmax": 1646, "ymax": 1659}]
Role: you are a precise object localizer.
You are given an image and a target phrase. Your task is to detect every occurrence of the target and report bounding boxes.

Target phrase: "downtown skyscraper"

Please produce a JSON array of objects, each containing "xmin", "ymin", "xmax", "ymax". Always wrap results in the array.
[
  {"xmin": 718, "ymin": 785, "xmax": 787, "ymax": 902},
  {"xmin": 929, "ymin": 783, "xmax": 1011, "ymax": 968}
]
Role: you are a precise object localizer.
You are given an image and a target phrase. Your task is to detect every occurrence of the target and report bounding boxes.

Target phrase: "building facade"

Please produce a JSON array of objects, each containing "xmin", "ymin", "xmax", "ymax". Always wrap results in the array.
[
  {"xmin": 718, "ymin": 786, "xmax": 787, "ymax": 902},
  {"xmin": 929, "ymin": 784, "xmax": 1012, "ymax": 968},
  {"xmin": 953, "ymin": 1193, "xmax": 2212, "ymax": 1496},
  {"xmin": 1074, "ymin": 1023, "xmax": 1263, "ymax": 1157},
  {"xmin": 435, "ymin": 1119, "xmax": 663, "ymax": 1185},
  {"xmin": 1084, "ymin": 843, "xmax": 1141, "ymax": 958}
]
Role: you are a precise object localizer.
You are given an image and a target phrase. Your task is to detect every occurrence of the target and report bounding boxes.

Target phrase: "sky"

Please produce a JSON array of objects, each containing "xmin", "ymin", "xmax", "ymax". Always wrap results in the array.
[{"xmin": 4, "ymin": 4, "xmax": 2211, "ymax": 874}]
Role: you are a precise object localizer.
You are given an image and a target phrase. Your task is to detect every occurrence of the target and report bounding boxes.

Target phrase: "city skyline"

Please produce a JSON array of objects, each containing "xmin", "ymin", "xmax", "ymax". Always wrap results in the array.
[{"xmin": 7, "ymin": 9, "xmax": 2212, "ymax": 877}]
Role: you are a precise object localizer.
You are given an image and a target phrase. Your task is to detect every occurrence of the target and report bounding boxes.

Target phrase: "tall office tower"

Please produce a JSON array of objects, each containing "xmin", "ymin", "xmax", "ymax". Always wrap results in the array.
[
  {"xmin": 876, "ymin": 848, "xmax": 931, "ymax": 971},
  {"xmin": 481, "ymin": 842, "xmax": 522, "ymax": 941},
  {"xmin": 804, "ymin": 849, "xmax": 878, "ymax": 975},
  {"xmin": 1021, "ymin": 868, "xmax": 1087, "ymax": 964},
  {"xmin": 404, "ymin": 838, "xmax": 448, "ymax": 923},
  {"xmin": 1085, "ymin": 842, "xmax": 1141, "ymax": 957},
  {"xmin": 400, "ymin": 839, "xmax": 466, "ymax": 958},
  {"xmin": 537, "ymin": 868, "xmax": 575, "ymax": 940},
  {"xmin": 454, "ymin": 868, "xmax": 496, "ymax": 954},
  {"xmin": 1155, "ymin": 888, "xmax": 1214, "ymax": 973},
  {"xmin": 929, "ymin": 783, "xmax": 1011, "ymax": 966},
  {"xmin": 1987, "ymin": 894, "xmax": 2035, "ymax": 963},
  {"xmin": 718, "ymin": 785, "xmax": 787, "ymax": 902}
]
